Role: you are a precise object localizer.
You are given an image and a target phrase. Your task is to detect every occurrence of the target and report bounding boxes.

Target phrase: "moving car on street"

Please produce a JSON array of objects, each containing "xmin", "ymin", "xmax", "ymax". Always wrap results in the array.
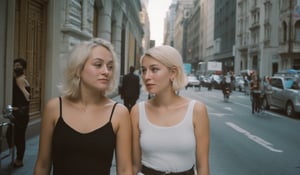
[{"xmin": 186, "ymin": 75, "xmax": 201, "ymax": 89}]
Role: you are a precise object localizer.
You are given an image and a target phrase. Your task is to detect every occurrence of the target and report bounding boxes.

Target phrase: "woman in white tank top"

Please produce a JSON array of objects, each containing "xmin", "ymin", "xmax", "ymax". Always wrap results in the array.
[{"xmin": 131, "ymin": 45, "xmax": 210, "ymax": 175}]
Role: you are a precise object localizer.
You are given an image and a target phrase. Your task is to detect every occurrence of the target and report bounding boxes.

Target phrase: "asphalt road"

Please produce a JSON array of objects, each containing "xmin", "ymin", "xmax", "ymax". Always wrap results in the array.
[{"xmin": 182, "ymin": 87, "xmax": 300, "ymax": 175}]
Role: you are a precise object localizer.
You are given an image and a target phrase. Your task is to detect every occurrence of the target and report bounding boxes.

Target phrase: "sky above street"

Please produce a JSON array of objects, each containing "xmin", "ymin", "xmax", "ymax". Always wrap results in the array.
[{"xmin": 148, "ymin": 0, "xmax": 172, "ymax": 46}]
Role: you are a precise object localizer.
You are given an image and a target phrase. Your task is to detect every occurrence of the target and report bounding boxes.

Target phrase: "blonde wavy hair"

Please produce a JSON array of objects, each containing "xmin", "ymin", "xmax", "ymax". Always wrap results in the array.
[
  {"xmin": 60, "ymin": 38, "xmax": 119, "ymax": 99},
  {"xmin": 140, "ymin": 45, "xmax": 187, "ymax": 91}
]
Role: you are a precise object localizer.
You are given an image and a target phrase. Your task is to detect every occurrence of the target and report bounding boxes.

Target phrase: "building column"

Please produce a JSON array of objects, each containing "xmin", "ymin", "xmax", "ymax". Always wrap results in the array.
[
  {"xmin": 97, "ymin": 1, "xmax": 112, "ymax": 41},
  {"xmin": 82, "ymin": 0, "xmax": 94, "ymax": 35},
  {"xmin": 1, "ymin": 0, "xmax": 15, "ymax": 107},
  {"xmin": 111, "ymin": 7, "xmax": 123, "ymax": 60}
]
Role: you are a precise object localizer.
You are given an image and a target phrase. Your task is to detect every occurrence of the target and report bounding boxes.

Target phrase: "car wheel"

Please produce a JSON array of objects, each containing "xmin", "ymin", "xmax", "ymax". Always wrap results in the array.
[{"xmin": 286, "ymin": 102, "xmax": 295, "ymax": 118}]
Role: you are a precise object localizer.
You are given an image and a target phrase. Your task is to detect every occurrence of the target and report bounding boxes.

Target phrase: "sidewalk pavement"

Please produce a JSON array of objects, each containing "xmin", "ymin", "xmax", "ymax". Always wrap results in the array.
[{"xmin": 0, "ymin": 91, "xmax": 149, "ymax": 175}]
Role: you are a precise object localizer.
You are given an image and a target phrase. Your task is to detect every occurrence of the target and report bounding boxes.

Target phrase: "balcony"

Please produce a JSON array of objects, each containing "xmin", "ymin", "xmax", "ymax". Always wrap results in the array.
[
  {"xmin": 237, "ymin": 45, "xmax": 248, "ymax": 52},
  {"xmin": 292, "ymin": 41, "xmax": 300, "ymax": 53},
  {"xmin": 278, "ymin": 42, "xmax": 289, "ymax": 54},
  {"xmin": 249, "ymin": 21, "xmax": 260, "ymax": 30},
  {"xmin": 278, "ymin": 40, "xmax": 300, "ymax": 54},
  {"xmin": 249, "ymin": 44, "xmax": 259, "ymax": 53}
]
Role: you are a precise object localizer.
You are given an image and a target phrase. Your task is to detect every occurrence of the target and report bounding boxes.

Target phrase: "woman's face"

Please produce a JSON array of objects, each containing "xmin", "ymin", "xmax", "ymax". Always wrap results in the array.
[
  {"xmin": 14, "ymin": 62, "xmax": 24, "ymax": 76},
  {"xmin": 141, "ymin": 55, "xmax": 173, "ymax": 95},
  {"xmin": 80, "ymin": 45, "xmax": 114, "ymax": 92},
  {"xmin": 14, "ymin": 62, "xmax": 23, "ymax": 70}
]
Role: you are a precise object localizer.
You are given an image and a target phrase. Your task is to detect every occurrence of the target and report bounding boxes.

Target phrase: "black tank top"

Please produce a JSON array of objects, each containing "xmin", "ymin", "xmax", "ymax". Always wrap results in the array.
[
  {"xmin": 12, "ymin": 78, "xmax": 30, "ymax": 108},
  {"xmin": 52, "ymin": 97, "xmax": 117, "ymax": 175}
]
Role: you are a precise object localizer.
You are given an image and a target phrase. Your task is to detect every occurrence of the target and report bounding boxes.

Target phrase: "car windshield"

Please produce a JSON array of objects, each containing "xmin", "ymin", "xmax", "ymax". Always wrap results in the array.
[{"xmin": 284, "ymin": 78, "xmax": 300, "ymax": 89}]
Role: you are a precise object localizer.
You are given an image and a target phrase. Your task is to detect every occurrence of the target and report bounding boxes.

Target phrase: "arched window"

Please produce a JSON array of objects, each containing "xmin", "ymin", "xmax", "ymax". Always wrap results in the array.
[
  {"xmin": 295, "ymin": 21, "xmax": 300, "ymax": 42},
  {"xmin": 282, "ymin": 22, "xmax": 287, "ymax": 42}
]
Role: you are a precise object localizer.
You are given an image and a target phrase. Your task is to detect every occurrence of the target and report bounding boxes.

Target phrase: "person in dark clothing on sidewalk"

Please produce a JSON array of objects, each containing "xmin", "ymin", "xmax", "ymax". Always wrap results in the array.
[
  {"xmin": 6, "ymin": 57, "xmax": 31, "ymax": 168},
  {"xmin": 121, "ymin": 66, "xmax": 140, "ymax": 111}
]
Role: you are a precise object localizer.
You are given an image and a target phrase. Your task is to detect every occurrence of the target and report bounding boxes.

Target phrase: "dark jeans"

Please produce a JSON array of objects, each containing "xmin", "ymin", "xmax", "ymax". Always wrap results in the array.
[
  {"xmin": 252, "ymin": 92, "xmax": 261, "ymax": 113},
  {"xmin": 6, "ymin": 108, "xmax": 29, "ymax": 161},
  {"xmin": 124, "ymin": 97, "xmax": 138, "ymax": 111}
]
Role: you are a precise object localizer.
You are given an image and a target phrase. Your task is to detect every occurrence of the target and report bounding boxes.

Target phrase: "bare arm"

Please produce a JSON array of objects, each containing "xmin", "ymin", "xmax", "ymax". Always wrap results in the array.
[
  {"xmin": 34, "ymin": 98, "xmax": 59, "ymax": 175},
  {"xmin": 130, "ymin": 104, "xmax": 141, "ymax": 174},
  {"xmin": 114, "ymin": 104, "xmax": 133, "ymax": 175},
  {"xmin": 194, "ymin": 101, "xmax": 210, "ymax": 175},
  {"xmin": 16, "ymin": 76, "xmax": 30, "ymax": 101}
]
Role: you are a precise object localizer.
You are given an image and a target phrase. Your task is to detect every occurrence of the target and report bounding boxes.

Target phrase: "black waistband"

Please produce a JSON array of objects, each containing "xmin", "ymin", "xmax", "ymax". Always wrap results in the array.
[{"xmin": 141, "ymin": 165, "xmax": 194, "ymax": 175}]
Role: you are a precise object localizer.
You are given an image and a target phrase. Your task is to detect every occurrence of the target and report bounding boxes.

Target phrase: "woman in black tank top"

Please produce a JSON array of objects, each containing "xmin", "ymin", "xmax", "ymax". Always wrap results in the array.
[
  {"xmin": 34, "ymin": 38, "xmax": 133, "ymax": 175},
  {"xmin": 6, "ymin": 58, "xmax": 31, "ymax": 167}
]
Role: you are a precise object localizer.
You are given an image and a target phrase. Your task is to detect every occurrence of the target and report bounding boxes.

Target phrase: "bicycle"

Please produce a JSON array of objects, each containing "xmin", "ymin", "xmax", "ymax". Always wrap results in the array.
[{"xmin": 0, "ymin": 105, "xmax": 15, "ymax": 168}]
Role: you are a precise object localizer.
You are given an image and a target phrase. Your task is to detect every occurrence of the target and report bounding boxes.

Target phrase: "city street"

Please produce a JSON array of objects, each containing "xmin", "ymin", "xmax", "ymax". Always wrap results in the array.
[
  {"xmin": 182, "ymin": 87, "xmax": 300, "ymax": 175},
  {"xmin": 1, "ymin": 87, "xmax": 300, "ymax": 175}
]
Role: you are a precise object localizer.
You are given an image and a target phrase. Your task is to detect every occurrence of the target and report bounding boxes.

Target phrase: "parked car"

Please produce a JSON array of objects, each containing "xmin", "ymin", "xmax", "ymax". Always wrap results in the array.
[
  {"xmin": 186, "ymin": 75, "xmax": 201, "ymax": 89},
  {"xmin": 264, "ymin": 76, "xmax": 300, "ymax": 118},
  {"xmin": 274, "ymin": 69, "xmax": 300, "ymax": 77},
  {"xmin": 210, "ymin": 74, "xmax": 222, "ymax": 89}
]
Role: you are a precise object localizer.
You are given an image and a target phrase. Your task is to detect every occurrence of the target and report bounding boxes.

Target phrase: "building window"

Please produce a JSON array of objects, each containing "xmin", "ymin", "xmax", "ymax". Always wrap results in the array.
[
  {"xmin": 295, "ymin": 21, "xmax": 300, "ymax": 42},
  {"xmin": 264, "ymin": 25, "xmax": 271, "ymax": 42},
  {"xmin": 282, "ymin": 22, "xmax": 287, "ymax": 42}
]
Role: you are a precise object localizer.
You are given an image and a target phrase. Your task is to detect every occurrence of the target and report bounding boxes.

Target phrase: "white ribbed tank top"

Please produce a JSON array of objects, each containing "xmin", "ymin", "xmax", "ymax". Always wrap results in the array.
[{"xmin": 139, "ymin": 100, "xmax": 196, "ymax": 172}]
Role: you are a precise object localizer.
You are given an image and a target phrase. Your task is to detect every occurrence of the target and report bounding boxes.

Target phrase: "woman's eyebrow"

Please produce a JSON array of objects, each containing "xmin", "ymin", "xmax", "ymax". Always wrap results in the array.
[{"xmin": 93, "ymin": 57, "xmax": 113, "ymax": 63}]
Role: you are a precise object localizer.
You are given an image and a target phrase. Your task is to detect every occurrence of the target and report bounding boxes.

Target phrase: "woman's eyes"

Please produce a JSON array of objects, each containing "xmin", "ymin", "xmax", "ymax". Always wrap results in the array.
[
  {"xmin": 107, "ymin": 64, "xmax": 113, "ymax": 70},
  {"xmin": 151, "ymin": 68, "xmax": 159, "ymax": 72},
  {"xmin": 94, "ymin": 63, "xmax": 113, "ymax": 70},
  {"xmin": 94, "ymin": 63, "xmax": 102, "ymax": 67},
  {"xmin": 141, "ymin": 67, "xmax": 159, "ymax": 74}
]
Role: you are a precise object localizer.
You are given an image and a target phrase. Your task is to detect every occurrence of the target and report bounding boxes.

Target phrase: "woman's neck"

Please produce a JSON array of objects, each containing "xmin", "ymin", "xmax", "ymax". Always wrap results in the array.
[{"xmin": 152, "ymin": 90, "xmax": 180, "ymax": 107}]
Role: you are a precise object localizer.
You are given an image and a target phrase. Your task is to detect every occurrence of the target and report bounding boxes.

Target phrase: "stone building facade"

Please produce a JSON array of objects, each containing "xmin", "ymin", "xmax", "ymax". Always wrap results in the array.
[{"xmin": 0, "ymin": 0, "xmax": 145, "ymax": 119}]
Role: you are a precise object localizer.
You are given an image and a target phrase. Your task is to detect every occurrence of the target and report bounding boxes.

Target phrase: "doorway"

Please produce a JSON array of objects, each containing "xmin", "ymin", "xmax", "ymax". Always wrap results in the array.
[{"xmin": 14, "ymin": 0, "xmax": 48, "ymax": 118}]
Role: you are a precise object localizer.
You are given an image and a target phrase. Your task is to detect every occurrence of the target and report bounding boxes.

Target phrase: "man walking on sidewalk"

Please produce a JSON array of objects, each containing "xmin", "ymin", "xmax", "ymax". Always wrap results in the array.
[{"xmin": 121, "ymin": 66, "xmax": 140, "ymax": 111}]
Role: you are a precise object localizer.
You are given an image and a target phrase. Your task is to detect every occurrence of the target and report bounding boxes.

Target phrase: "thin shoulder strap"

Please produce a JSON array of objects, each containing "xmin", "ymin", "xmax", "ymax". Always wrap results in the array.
[
  {"xmin": 109, "ymin": 102, "xmax": 118, "ymax": 122},
  {"xmin": 58, "ymin": 96, "xmax": 62, "ymax": 117}
]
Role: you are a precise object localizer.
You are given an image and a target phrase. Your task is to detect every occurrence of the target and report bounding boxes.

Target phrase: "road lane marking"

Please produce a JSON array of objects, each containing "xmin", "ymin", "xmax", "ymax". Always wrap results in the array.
[
  {"xmin": 226, "ymin": 122, "xmax": 283, "ymax": 153},
  {"xmin": 209, "ymin": 113, "xmax": 233, "ymax": 117},
  {"xmin": 224, "ymin": 107, "xmax": 232, "ymax": 111}
]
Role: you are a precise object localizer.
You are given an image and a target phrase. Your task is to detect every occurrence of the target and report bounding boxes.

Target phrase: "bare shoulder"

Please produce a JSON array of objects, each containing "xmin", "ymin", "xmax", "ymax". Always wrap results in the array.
[
  {"xmin": 45, "ymin": 97, "xmax": 60, "ymax": 110},
  {"xmin": 130, "ymin": 103, "xmax": 139, "ymax": 117},
  {"xmin": 112, "ymin": 102, "xmax": 130, "ymax": 120},
  {"xmin": 192, "ymin": 100, "xmax": 208, "ymax": 121},
  {"xmin": 129, "ymin": 102, "xmax": 140, "ymax": 124},
  {"xmin": 15, "ymin": 76, "xmax": 25, "ymax": 85},
  {"xmin": 42, "ymin": 97, "xmax": 61, "ymax": 122},
  {"xmin": 193, "ymin": 100, "xmax": 207, "ymax": 113}
]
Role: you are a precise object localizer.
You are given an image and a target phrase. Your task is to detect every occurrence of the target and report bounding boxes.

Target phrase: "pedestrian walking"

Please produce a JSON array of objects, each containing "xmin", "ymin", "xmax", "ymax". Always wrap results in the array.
[
  {"xmin": 6, "ymin": 58, "xmax": 31, "ymax": 168},
  {"xmin": 131, "ymin": 45, "xmax": 210, "ymax": 175},
  {"xmin": 262, "ymin": 76, "xmax": 272, "ymax": 108},
  {"xmin": 250, "ymin": 71, "xmax": 261, "ymax": 113},
  {"xmin": 34, "ymin": 38, "xmax": 133, "ymax": 175},
  {"xmin": 121, "ymin": 66, "xmax": 140, "ymax": 111}
]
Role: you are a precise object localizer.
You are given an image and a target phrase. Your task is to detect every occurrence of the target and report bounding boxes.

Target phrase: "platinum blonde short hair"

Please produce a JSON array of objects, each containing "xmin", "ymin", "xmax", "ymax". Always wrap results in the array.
[
  {"xmin": 140, "ymin": 45, "xmax": 187, "ymax": 91},
  {"xmin": 60, "ymin": 38, "xmax": 119, "ymax": 99}
]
